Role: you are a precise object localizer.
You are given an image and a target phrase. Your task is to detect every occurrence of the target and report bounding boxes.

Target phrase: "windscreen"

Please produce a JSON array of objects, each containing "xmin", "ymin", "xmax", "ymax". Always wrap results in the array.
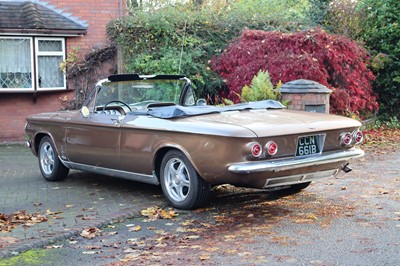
[{"xmin": 95, "ymin": 79, "xmax": 189, "ymax": 110}]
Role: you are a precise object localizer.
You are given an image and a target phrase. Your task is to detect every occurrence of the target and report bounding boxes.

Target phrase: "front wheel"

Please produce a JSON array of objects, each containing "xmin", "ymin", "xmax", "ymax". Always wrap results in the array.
[
  {"xmin": 160, "ymin": 150, "xmax": 210, "ymax": 210},
  {"xmin": 38, "ymin": 136, "xmax": 69, "ymax": 181}
]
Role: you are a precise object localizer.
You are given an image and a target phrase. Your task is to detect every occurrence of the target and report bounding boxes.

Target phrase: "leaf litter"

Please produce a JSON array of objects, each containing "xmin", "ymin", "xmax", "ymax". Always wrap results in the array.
[{"xmin": 42, "ymin": 138, "xmax": 400, "ymax": 265}]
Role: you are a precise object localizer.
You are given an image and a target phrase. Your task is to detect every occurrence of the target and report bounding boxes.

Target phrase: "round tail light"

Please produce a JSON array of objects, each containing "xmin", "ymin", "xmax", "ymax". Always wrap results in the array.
[
  {"xmin": 251, "ymin": 143, "xmax": 262, "ymax": 157},
  {"xmin": 265, "ymin": 141, "xmax": 278, "ymax": 156},
  {"xmin": 340, "ymin": 132, "xmax": 353, "ymax": 146},
  {"xmin": 353, "ymin": 130, "xmax": 363, "ymax": 144}
]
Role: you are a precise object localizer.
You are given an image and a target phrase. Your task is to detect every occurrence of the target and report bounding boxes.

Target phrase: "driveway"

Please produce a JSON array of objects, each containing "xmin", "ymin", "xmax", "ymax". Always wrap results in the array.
[
  {"xmin": 0, "ymin": 144, "xmax": 399, "ymax": 265},
  {"xmin": 0, "ymin": 145, "xmax": 166, "ymax": 257}
]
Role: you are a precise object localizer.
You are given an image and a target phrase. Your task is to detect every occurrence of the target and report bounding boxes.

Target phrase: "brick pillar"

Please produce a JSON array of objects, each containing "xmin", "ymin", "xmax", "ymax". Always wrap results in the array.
[{"xmin": 280, "ymin": 79, "xmax": 332, "ymax": 114}]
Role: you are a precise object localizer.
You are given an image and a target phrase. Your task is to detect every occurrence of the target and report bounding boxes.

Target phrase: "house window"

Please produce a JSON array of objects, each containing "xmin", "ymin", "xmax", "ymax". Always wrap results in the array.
[
  {"xmin": 0, "ymin": 37, "xmax": 33, "ymax": 91},
  {"xmin": 0, "ymin": 37, "xmax": 66, "ymax": 92},
  {"xmin": 36, "ymin": 38, "xmax": 66, "ymax": 90}
]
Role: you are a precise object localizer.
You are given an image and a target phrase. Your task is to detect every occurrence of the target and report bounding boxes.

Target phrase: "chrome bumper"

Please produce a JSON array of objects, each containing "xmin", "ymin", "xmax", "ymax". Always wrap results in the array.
[{"xmin": 228, "ymin": 148, "xmax": 364, "ymax": 174}]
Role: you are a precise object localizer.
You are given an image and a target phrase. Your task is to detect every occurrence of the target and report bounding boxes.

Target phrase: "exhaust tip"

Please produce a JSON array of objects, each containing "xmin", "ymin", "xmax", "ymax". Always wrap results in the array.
[{"xmin": 342, "ymin": 163, "xmax": 352, "ymax": 173}]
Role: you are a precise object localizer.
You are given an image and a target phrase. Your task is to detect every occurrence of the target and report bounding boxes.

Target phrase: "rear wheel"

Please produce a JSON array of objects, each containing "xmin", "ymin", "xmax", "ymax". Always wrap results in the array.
[
  {"xmin": 38, "ymin": 136, "xmax": 69, "ymax": 181},
  {"xmin": 160, "ymin": 150, "xmax": 210, "ymax": 210}
]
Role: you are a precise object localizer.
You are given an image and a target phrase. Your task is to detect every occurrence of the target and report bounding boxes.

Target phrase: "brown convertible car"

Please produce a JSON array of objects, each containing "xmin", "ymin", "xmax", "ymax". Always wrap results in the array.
[{"xmin": 25, "ymin": 74, "xmax": 364, "ymax": 209}]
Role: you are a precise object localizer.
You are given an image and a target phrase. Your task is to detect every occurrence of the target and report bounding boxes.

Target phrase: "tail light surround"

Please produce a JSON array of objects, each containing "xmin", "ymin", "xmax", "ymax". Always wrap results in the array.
[
  {"xmin": 340, "ymin": 130, "xmax": 363, "ymax": 146},
  {"xmin": 353, "ymin": 130, "xmax": 363, "ymax": 144},
  {"xmin": 250, "ymin": 142, "xmax": 262, "ymax": 158},
  {"xmin": 265, "ymin": 141, "xmax": 278, "ymax": 156},
  {"xmin": 340, "ymin": 132, "xmax": 353, "ymax": 147}
]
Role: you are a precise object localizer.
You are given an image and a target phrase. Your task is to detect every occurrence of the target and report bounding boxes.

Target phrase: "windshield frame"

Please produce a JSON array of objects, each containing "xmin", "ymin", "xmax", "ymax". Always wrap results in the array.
[{"xmin": 83, "ymin": 75, "xmax": 194, "ymax": 114}]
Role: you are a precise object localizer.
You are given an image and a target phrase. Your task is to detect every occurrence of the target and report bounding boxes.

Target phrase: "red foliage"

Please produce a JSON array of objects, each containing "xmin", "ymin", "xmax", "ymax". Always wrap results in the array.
[{"xmin": 211, "ymin": 28, "xmax": 379, "ymax": 115}]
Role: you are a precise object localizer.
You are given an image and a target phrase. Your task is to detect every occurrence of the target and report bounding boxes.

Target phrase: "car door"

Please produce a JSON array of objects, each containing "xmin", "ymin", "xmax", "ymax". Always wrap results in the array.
[{"xmin": 64, "ymin": 111, "xmax": 122, "ymax": 170}]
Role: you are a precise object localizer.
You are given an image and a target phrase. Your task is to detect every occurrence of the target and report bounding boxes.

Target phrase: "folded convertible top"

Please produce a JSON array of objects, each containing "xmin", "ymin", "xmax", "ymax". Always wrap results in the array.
[{"xmin": 131, "ymin": 100, "xmax": 285, "ymax": 119}]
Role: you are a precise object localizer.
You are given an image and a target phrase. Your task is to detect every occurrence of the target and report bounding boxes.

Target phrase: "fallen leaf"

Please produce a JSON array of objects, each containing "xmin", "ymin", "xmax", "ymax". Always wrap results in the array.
[
  {"xmin": 223, "ymin": 235, "xmax": 236, "ymax": 239},
  {"xmin": 125, "ymin": 224, "xmax": 136, "ymax": 227},
  {"xmin": 199, "ymin": 254, "xmax": 210, "ymax": 260},
  {"xmin": 85, "ymin": 245, "xmax": 102, "ymax": 250},
  {"xmin": 186, "ymin": 235, "xmax": 200, "ymax": 239},
  {"xmin": 181, "ymin": 220, "xmax": 195, "ymax": 226},
  {"xmin": 82, "ymin": 251, "xmax": 100, "ymax": 255},
  {"xmin": 46, "ymin": 209, "xmax": 63, "ymax": 215},
  {"xmin": 80, "ymin": 227, "xmax": 101, "ymax": 239},
  {"xmin": 140, "ymin": 206, "xmax": 178, "ymax": 221},
  {"xmin": 307, "ymin": 214, "xmax": 318, "ymax": 220},
  {"xmin": 129, "ymin": 225, "xmax": 141, "ymax": 232}
]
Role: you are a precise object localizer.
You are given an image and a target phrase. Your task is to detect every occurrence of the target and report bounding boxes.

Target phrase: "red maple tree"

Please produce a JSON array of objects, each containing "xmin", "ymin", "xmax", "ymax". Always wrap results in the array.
[{"xmin": 211, "ymin": 28, "xmax": 378, "ymax": 116}]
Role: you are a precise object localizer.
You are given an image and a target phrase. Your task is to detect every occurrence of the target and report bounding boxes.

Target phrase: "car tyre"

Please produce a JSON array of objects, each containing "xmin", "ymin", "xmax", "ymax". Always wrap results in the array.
[
  {"xmin": 160, "ymin": 150, "xmax": 210, "ymax": 210},
  {"xmin": 38, "ymin": 136, "xmax": 69, "ymax": 181}
]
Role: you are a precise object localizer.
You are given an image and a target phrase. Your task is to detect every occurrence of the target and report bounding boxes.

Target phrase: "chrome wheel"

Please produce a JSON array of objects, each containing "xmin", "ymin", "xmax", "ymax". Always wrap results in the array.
[
  {"xmin": 163, "ymin": 158, "xmax": 190, "ymax": 203},
  {"xmin": 38, "ymin": 136, "xmax": 69, "ymax": 181},
  {"xmin": 160, "ymin": 150, "xmax": 210, "ymax": 209},
  {"xmin": 40, "ymin": 141, "xmax": 55, "ymax": 176}
]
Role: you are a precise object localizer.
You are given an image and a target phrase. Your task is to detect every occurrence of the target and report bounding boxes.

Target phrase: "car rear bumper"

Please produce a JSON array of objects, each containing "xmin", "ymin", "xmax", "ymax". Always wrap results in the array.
[{"xmin": 228, "ymin": 148, "xmax": 364, "ymax": 174}]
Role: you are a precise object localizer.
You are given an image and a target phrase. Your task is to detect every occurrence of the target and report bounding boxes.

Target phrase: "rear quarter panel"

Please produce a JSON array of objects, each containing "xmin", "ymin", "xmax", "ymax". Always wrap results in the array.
[{"xmin": 25, "ymin": 112, "xmax": 71, "ymax": 156}]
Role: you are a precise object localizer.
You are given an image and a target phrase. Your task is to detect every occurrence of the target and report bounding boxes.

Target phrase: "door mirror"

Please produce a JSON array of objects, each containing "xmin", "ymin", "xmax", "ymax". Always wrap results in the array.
[
  {"xmin": 196, "ymin": 99, "xmax": 206, "ymax": 106},
  {"xmin": 81, "ymin": 106, "xmax": 90, "ymax": 118}
]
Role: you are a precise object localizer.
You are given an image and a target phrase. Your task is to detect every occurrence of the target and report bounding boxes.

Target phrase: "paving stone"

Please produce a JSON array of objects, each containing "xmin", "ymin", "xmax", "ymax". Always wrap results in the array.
[{"xmin": 0, "ymin": 145, "xmax": 165, "ymax": 258}]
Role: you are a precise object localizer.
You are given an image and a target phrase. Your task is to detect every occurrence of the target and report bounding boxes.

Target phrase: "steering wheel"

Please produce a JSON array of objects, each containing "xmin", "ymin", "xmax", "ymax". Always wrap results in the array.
[{"xmin": 103, "ymin": 100, "xmax": 132, "ymax": 112}]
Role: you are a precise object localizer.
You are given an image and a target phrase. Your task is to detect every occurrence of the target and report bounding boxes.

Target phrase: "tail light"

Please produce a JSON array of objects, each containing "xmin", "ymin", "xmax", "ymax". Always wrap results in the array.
[
  {"xmin": 353, "ymin": 130, "xmax": 363, "ymax": 144},
  {"xmin": 265, "ymin": 141, "xmax": 278, "ymax": 156},
  {"xmin": 340, "ymin": 132, "xmax": 353, "ymax": 147},
  {"xmin": 250, "ymin": 143, "xmax": 262, "ymax": 157}
]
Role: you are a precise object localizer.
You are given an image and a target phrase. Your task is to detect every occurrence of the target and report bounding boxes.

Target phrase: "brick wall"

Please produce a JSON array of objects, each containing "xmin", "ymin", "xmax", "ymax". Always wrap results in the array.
[
  {"xmin": 282, "ymin": 93, "xmax": 331, "ymax": 113},
  {"xmin": 50, "ymin": 0, "xmax": 126, "ymax": 54},
  {"xmin": 0, "ymin": 91, "xmax": 74, "ymax": 143},
  {"xmin": 0, "ymin": 0, "xmax": 126, "ymax": 143}
]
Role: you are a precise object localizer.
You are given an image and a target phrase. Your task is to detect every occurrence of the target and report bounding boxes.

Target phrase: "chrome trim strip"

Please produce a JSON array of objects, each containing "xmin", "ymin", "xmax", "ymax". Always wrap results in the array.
[
  {"xmin": 228, "ymin": 148, "xmax": 364, "ymax": 174},
  {"xmin": 60, "ymin": 159, "xmax": 160, "ymax": 185},
  {"xmin": 263, "ymin": 169, "xmax": 339, "ymax": 188}
]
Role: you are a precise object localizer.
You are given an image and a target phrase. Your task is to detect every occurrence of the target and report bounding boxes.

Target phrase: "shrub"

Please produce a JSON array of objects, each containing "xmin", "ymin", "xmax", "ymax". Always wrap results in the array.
[
  {"xmin": 106, "ymin": 1, "xmax": 315, "ymax": 103},
  {"xmin": 211, "ymin": 28, "xmax": 378, "ymax": 116},
  {"xmin": 240, "ymin": 70, "xmax": 282, "ymax": 102},
  {"xmin": 358, "ymin": 0, "xmax": 400, "ymax": 119}
]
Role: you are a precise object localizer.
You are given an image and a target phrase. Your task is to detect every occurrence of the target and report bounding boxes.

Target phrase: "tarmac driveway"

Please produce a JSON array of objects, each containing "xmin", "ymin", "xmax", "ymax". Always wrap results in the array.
[{"xmin": 0, "ymin": 144, "xmax": 399, "ymax": 265}]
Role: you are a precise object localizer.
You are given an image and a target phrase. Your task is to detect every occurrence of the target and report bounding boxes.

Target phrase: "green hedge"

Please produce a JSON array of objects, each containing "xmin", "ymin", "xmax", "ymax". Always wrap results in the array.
[
  {"xmin": 358, "ymin": 0, "xmax": 400, "ymax": 119},
  {"xmin": 106, "ymin": 1, "xmax": 314, "ymax": 101}
]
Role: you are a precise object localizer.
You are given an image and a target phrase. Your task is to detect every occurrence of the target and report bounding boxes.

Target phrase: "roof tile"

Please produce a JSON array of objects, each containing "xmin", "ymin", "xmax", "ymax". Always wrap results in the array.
[{"xmin": 0, "ymin": 1, "xmax": 87, "ymax": 35}]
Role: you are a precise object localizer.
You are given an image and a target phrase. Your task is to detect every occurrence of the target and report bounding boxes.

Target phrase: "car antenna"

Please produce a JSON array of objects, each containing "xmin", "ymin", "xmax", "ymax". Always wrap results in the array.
[{"xmin": 178, "ymin": 20, "xmax": 187, "ymax": 75}]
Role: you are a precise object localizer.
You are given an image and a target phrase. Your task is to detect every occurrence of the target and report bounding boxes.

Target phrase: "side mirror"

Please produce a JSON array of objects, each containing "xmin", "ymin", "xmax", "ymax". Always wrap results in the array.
[
  {"xmin": 196, "ymin": 99, "xmax": 207, "ymax": 106},
  {"xmin": 81, "ymin": 106, "xmax": 90, "ymax": 118}
]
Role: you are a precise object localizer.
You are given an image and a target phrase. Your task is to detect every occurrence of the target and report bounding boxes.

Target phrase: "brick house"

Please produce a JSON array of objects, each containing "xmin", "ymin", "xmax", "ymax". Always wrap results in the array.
[{"xmin": 0, "ymin": 0, "xmax": 126, "ymax": 143}]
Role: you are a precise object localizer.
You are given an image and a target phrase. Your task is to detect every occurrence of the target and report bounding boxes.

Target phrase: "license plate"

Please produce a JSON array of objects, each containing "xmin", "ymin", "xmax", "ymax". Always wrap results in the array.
[{"xmin": 296, "ymin": 135, "xmax": 321, "ymax": 157}]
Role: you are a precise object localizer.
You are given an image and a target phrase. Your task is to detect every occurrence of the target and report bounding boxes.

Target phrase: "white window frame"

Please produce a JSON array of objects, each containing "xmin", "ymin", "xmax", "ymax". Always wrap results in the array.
[
  {"xmin": 0, "ymin": 36, "xmax": 66, "ymax": 93},
  {"xmin": 35, "ymin": 37, "xmax": 66, "ymax": 91},
  {"xmin": 0, "ymin": 36, "xmax": 34, "ymax": 92}
]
